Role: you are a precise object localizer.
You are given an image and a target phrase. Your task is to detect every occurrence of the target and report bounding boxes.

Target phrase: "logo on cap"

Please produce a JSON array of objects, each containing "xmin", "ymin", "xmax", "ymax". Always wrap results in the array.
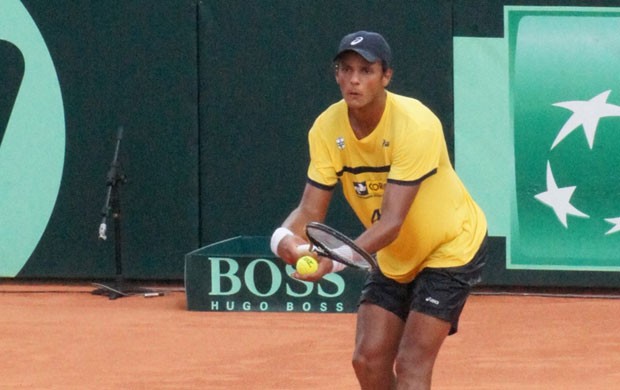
[{"xmin": 351, "ymin": 37, "xmax": 363, "ymax": 45}]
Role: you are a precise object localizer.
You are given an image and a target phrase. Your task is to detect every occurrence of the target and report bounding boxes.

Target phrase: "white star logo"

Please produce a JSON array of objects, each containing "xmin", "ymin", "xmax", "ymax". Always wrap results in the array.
[
  {"xmin": 604, "ymin": 217, "xmax": 620, "ymax": 235},
  {"xmin": 551, "ymin": 90, "xmax": 620, "ymax": 150},
  {"xmin": 534, "ymin": 162, "xmax": 589, "ymax": 228}
]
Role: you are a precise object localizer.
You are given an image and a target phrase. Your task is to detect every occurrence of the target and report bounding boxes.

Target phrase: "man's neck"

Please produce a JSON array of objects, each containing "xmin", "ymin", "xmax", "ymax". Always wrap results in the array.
[{"xmin": 348, "ymin": 91, "xmax": 387, "ymax": 139}]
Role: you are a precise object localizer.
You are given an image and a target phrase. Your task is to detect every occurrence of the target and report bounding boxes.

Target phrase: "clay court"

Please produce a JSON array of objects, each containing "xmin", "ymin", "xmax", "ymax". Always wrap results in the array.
[{"xmin": 2, "ymin": 282, "xmax": 618, "ymax": 389}]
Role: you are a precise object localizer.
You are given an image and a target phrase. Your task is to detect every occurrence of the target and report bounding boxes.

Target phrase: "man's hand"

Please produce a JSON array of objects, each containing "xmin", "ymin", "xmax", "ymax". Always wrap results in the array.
[
  {"xmin": 291, "ymin": 254, "xmax": 334, "ymax": 282},
  {"xmin": 280, "ymin": 239, "xmax": 334, "ymax": 281}
]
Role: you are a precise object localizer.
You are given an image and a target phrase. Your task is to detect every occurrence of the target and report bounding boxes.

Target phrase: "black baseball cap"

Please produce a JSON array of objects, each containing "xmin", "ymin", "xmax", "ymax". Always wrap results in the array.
[{"xmin": 334, "ymin": 31, "xmax": 392, "ymax": 68}]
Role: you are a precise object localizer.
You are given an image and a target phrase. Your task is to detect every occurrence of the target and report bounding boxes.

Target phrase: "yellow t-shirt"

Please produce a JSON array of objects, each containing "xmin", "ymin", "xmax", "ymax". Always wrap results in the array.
[{"xmin": 307, "ymin": 92, "xmax": 487, "ymax": 283}]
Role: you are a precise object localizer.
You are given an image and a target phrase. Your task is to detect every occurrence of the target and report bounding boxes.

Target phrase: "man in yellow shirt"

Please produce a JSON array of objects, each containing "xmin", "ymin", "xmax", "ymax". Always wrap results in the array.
[{"xmin": 271, "ymin": 31, "xmax": 487, "ymax": 389}]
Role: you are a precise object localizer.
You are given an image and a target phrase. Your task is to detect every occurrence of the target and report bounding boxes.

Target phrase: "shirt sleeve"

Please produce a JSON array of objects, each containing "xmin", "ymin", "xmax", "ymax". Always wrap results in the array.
[{"xmin": 306, "ymin": 124, "xmax": 339, "ymax": 188}]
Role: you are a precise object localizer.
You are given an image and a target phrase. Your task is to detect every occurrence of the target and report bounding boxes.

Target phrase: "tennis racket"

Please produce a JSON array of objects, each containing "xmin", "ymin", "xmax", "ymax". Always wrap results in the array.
[{"xmin": 304, "ymin": 222, "xmax": 377, "ymax": 270}]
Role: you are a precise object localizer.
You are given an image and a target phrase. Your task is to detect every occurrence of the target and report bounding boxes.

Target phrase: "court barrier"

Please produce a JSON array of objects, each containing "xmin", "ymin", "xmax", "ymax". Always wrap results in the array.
[{"xmin": 184, "ymin": 236, "xmax": 365, "ymax": 313}]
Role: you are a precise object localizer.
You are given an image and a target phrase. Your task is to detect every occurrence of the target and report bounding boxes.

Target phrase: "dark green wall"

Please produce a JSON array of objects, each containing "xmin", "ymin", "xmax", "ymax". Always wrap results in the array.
[
  {"xmin": 3, "ymin": 0, "xmax": 618, "ymax": 287},
  {"xmin": 15, "ymin": 0, "xmax": 199, "ymax": 279},
  {"xmin": 198, "ymin": 0, "xmax": 453, "ymax": 243}
]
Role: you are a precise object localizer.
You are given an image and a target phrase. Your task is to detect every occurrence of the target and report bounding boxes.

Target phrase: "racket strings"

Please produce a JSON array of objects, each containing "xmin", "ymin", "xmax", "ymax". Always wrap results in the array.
[{"xmin": 308, "ymin": 227, "xmax": 371, "ymax": 268}]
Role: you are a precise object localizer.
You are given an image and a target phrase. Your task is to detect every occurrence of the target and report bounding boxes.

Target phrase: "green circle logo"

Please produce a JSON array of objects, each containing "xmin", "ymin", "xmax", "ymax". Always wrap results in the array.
[{"xmin": 0, "ymin": 0, "xmax": 65, "ymax": 276}]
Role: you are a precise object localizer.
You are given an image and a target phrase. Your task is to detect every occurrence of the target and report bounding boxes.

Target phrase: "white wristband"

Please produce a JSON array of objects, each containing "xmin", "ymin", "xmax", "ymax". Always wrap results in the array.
[
  {"xmin": 331, "ymin": 261, "xmax": 346, "ymax": 273},
  {"xmin": 270, "ymin": 227, "xmax": 293, "ymax": 257}
]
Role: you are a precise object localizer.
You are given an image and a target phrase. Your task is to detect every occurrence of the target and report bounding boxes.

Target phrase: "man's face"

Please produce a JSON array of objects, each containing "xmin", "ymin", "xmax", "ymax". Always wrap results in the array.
[{"xmin": 335, "ymin": 51, "xmax": 392, "ymax": 110}]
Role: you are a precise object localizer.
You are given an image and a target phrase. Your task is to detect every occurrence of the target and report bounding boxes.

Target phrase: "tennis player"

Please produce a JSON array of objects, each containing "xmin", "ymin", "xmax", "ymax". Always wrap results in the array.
[{"xmin": 270, "ymin": 31, "xmax": 488, "ymax": 389}]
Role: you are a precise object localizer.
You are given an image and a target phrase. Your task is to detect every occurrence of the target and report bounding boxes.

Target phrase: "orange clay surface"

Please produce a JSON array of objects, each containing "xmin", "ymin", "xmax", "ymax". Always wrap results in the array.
[{"xmin": 1, "ymin": 282, "xmax": 619, "ymax": 389}]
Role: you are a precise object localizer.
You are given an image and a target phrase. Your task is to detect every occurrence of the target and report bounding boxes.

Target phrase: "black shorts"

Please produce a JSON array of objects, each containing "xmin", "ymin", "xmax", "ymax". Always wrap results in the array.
[{"xmin": 359, "ymin": 235, "xmax": 488, "ymax": 335}]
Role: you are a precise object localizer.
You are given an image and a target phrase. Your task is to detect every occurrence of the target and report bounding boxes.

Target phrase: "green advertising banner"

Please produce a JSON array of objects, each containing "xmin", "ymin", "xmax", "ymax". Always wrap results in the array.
[
  {"xmin": 509, "ymin": 7, "xmax": 620, "ymax": 271},
  {"xmin": 456, "ymin": 6, "xmax": 620, "ymax": 275},
  {"xmin": 185, "ymin": 237, "xmax": 365, "ymax": 313},
  {"xmin": 0, "ymin": 0, "xmax": 65, "ymax": 277}
]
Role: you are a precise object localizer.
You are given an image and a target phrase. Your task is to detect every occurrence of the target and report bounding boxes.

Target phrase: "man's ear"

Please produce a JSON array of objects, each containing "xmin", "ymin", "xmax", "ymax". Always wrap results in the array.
[{"xmin": 382, "ymin": 68, "xmax": 393, "ymax": 87}]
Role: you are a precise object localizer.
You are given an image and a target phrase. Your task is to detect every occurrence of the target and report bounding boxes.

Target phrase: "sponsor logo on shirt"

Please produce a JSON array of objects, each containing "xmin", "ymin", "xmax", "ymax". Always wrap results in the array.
[{"xmin": 353, "ymin": 180, "xmax": 385, "ymax": 197}]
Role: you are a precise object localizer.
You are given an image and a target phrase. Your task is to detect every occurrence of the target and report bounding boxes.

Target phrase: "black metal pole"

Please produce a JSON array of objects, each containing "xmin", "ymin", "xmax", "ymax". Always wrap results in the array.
[
  {"xmin": 112, "ymin": 183, "xmax": 123, "ymax": 284},
  {"xmin": 92, "ymin": 126, "xmax": 163, "ymax": 299}
]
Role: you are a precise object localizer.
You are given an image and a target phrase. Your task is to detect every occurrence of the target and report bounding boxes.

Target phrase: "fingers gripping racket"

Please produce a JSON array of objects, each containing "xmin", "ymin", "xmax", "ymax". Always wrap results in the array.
[{"xmin": 304, "ymin": 222, "xmax": 377, "ymax": 270}]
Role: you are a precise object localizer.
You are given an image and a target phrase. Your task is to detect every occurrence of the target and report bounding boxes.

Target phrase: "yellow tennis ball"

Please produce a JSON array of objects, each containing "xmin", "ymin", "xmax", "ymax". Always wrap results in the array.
[{"xmin": 296, "ymin": 255, "xmax": 318, "ymax": 275}]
